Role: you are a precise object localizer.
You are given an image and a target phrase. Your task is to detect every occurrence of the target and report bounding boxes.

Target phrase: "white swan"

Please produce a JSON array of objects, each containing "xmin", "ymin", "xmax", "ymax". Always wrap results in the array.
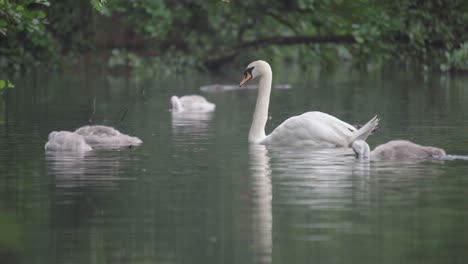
[
  {"xmin": 352, "ymin": 140, "xmax": 446, "ymax": 160},
  {"xmin": 74, "ymin": 125, "xmax": 142, "ymax": 148},
  {"xmin": 45, "ymin": 131, "xmax": 92, "ymax": 152},
  {"xmin": 239, "ymin": 60, "xmax": 379, "ymax": 147},
  {"xmin": 170, "ymin": 95, "xmax": 215, "ymax": 113}
]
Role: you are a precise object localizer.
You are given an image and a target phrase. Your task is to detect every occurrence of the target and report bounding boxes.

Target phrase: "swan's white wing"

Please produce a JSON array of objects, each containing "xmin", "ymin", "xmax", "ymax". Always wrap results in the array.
[{"xmin": 261, "ymin": 111, "xmax": 356, "ymax": 147}]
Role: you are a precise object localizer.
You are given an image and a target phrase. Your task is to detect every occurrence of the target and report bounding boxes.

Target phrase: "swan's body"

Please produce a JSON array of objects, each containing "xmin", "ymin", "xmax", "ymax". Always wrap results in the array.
[
  {"xmin": 45, "ymin": 131, "xmax": 92, "ymax": 152},
  {"xmin": 170, "ymin": 95, "xmax": 215, "ymax": 113},
  {"xmin": 74, "ymin": 125, "xmax": 142, "ymax": 147},
  {"xmin": 352, "ymin": 140, "xmax": 446, "ymax": 160},
  {"xmin": 240, "ymin": 60, "xmax": 379, "ymax": 147}
]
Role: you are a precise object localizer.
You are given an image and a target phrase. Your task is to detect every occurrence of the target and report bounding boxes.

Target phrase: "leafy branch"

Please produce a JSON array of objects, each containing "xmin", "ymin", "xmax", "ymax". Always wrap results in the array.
[
  {"xmin": 0, "ymin": 80, "xmax": 15, "ymax": 97},
  {"xmin": 204, "ymin": 34, "xmax": 356, "ymax": 69},
  {"xmin": 91, "ymin": 0, "xmax": 107, "ymax": 13}
]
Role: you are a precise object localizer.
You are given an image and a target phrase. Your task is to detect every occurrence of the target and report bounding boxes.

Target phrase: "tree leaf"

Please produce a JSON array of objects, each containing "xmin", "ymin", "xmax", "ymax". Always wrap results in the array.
[
  {"xmin": 37, "ymin": 0, "xmax": 51, "ymax": 7},
  {"xmin": 355, "ymin": 36, "xmax": 365, "ymax": 44},
  {"xmin": 37, "ymin": 11, "xmax": 46, "ymax": 19},
  {"xmin": 0, "ymin": 80, "xmax": 14, "ymax": 89}
]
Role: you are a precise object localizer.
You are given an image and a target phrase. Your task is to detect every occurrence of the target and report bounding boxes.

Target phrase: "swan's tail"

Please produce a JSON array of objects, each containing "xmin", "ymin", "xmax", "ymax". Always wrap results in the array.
[
  {"xmin": 171, "ymin": 96, "xmax": 183, "ymax": 112},
  {"xmin": 349, "ymin": 115, "xmax": 380, "ymax": 146}
]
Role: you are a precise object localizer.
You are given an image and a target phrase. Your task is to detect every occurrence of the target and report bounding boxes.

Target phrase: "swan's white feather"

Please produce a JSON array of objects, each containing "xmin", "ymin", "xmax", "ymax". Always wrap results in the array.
[
  {"xmin": 242, "ymin": 60, "xmax": 378, "ymax": 147},
  {"xmin": 262, "ymin": 111, "xmax": 356, "ymax": 147}
]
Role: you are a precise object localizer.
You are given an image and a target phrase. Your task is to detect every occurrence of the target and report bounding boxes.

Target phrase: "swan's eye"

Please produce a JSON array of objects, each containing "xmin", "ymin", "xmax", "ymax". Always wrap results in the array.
[{"xmin": 244, "ymin": 66, "xmax": 254, "ymax": 77}]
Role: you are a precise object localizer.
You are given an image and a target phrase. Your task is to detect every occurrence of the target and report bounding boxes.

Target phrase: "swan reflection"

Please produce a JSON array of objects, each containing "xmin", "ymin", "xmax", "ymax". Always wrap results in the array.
[
  {"xmin": 267, "ymin": 145, "xmax": 450, "ymax": 246},
  {"xmin": 171, "ymin": 111, "xmax": 214, "ymax": 141},
  {"xmin": 249, "ymin": 144, "xmax": 272, "ymax": 264},
  {"xmin": 45, "ymin": 150, "xmax": 136, "ymax": 190}
]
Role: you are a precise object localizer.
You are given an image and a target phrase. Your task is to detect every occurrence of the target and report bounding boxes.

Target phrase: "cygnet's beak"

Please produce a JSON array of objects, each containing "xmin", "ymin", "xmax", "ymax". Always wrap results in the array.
[{"xmin": 239, "ymin": 72, "xmax": 252, "ymax": 87}]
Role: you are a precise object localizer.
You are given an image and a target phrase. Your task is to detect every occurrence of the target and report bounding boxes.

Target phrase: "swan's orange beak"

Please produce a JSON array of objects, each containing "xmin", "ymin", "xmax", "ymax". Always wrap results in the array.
[{"xmin": 239, "ymin": 72, "xmax": 252, "ymax": 87}]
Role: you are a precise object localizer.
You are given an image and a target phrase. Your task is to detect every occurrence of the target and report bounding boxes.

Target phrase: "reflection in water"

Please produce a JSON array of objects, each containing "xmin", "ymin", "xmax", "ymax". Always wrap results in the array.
[
  {"xmin": 200, "ymin": 84, "xmax": 292, "ymax": 93},
  {"xmin": 268, "ymin": 146, "xmax": 459, "ymax": 263},
  {"xmin": 43, "ymin": 149, "xmax": 144, "ymax": 263},
  {"xmin": 249, "ymin": 144, "xmax": 272, "ymax": 264},
  {"xmin": 2, "ymin": 64, "xmax": 468, "ymax": 264},
  {"xmin": 270, "ymin": 147, "xmax": 384, "ymax": 246},
  {"xmin": 270, "ymin": 147, "xmax": 368, "ymax": 215},
  {"xmin": 171, "ymin": 111, "xmax": 214, "ymax": 141},
  {"xmin": 271, "ymin": 146, "xmax": 448, "ymax": 208},
  {"xmin": 437, "ymin": 154, "xmax": 468, "ymax": 161},
  {"xmin": 45, "ymin": 150, "xmax": 136, "ymax": 190}
]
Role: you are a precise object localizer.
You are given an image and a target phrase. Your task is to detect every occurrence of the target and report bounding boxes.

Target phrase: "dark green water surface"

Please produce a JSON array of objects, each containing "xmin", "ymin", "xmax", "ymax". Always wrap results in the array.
[{"xmin": 1, "ymin": 65, "xmax": 468, "ymax": 264}]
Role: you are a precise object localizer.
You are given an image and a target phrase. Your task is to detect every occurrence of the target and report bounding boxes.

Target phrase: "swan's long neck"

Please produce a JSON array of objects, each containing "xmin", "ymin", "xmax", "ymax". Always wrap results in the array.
[
  {"xmin": 360, "ymin": 147, "xmax": 371, "ymax": 160},
  {"xmin": 249, "ymin": 71, "xmax": 272, "ymax": 143}
]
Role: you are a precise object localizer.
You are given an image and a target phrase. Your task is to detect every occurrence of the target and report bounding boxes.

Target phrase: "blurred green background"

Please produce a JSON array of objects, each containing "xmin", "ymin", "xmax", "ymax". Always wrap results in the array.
[{"xmin": 1, "ymin": 0, "xmax": 467, "ymax": 80}]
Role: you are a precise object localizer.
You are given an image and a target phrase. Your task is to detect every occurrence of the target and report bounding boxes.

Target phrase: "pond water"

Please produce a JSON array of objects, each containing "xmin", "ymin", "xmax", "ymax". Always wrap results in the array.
[{"xmin": 1, "ymin": 64, "xmax": 468, "ymax": 264}]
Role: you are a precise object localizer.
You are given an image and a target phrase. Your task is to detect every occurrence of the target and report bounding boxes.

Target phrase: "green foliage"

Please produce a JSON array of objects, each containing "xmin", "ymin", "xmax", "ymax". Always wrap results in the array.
[
  {"xmin": 443, "ymin": 42, "xmax": 468, "ymax": 72},
  {"xmin": 0, "ymin": 0, "xmax": 58, "ymax": 72},
  {"xmin": 353, "ymin": 0, "xmax": 468, "ymax": 69},
  {"xmin": 103, "ymin": 0, "xmax": 468, "ymax": 72},
  {"xmin": 46, "ymin": 0, "xmax": 97, "ymax": 54},
  {"xmin": 91, "ymin": 0, "xmax": 107, "ymax": 13},
  {"xmin": 108, "ymin": 49, "xmax": 143, "ymax": 68},
  {"xmin": 106, "ymin": 0, "xmax": 172, "ymax": 38},
  {"xmin": 0, "ymin": 79, "xmax": 14, "ymax": 98},
  {"xmin": 0, "ymin": 80, "xmax": 15, "ymax": 89},
  {"xmin": 0, "ymin": 0, "xmax": 50, "ymax": 36},
  {"xmin": 0, "ymin": 0, "xmax": 467, "ymax": 74}
]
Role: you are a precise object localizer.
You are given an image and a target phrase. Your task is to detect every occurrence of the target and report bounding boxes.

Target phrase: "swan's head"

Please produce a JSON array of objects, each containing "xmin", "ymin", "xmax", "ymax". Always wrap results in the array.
[
  {"xmin": 352, "ymin": 140, "xmax": 371, "ymax": 160},
  {"xmin": 239, "ymin": 60, "xmax": 272, "ymax": 87}
]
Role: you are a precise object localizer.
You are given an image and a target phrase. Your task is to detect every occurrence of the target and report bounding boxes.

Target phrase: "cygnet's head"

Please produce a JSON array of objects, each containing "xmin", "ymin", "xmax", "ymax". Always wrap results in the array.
[
  {"xmin": 427, "ymin": 146, "xmax": 446, "ymax": 157},
  {"xmin": 170, "ymin": 96, "xmax": 183, "ymax": 112},
  {"xmin": 239, "ymin": 60, "xmax": 272, "ymax": 87},
  {"xmin": 48, "ymin": 131, "xmax": 59, "ymax": 140},
  {"xmin": 352, "ymin": 140, "xmax": 371, "ymax": 160}
]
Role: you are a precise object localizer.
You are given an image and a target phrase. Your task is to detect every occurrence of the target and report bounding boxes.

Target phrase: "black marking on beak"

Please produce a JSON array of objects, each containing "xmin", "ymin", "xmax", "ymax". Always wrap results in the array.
[{"xmin": 240, "ymin": 66, "xmax": 255, "ymax": 87}]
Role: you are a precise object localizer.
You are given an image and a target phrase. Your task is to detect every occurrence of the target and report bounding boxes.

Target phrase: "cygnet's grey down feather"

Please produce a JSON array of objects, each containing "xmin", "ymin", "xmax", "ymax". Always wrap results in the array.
[
  {"xmin": 170, "ymin": 95, "xmax": 216, "ymax": 113},
  {"xmin": 370, "ymin": 140, "xmax": 446, "ymax": 160},
  {"xmin": 45, "ymin": 126, "xmax": 142, "ymax": 152},
  {"xmin": 74, "ymin": 125, "xmax": 143, "ymax": 147},
  {"xmin": 352, "ymin": 140, "xmax": 446, "ymax": 161},
  {"xmin": 45, "ymin": 131, "xmax": 92, "ymax": 152}
]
